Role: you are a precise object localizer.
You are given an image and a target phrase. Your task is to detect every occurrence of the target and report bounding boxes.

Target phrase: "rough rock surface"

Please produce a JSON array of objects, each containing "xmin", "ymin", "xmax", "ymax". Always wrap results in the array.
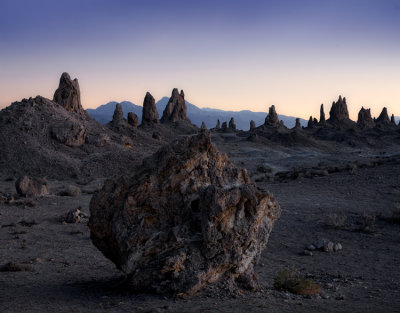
[
  {"xmin": 357, "ymin": 107, "xmax": 375, "ymax": 129},
  {"xmin": 250, "ymin": 120, "xmax": 256, "ymax": 130},
  {"xmin": 160, "ymin": 89, "xmax": 189, "ymax": 123},
  {"xmin": 264, "ymin": 105, "xmax": 279, "ymax": 126},
  {"xmin": 15, "ymin": 176, "xmax": 49, "ymax": 197},
  {"xmin": 89, "ymin": 133, "xmax": 281, "ymax": 296},
  {"xmin": 53, "ymin": 72, "xmax": 86, "ymax": 115},
  {"xmin": 319, "ymin": 104, "xmax": 326, "ymax": 125},
  {"xmin": 328, "ymin": 96, "xmax": 350, "ymax": 122},
  {"xmin": 50, "ymin": 121, "xmax": 87, "ymax": 147},
  {"xmin": 127, "ymin": 112, "xmax": 138, "ymax": 128},
  {"xmin": 110, "ymin": 103, "xmax": 125, "ymax": 128},
  {"xmin": 229, "ymin": 117, "xmax": 236, "ymax": 130},
  {"xmin": 141, "ymin": 92, "xmax": 159, "ymax": 126}
]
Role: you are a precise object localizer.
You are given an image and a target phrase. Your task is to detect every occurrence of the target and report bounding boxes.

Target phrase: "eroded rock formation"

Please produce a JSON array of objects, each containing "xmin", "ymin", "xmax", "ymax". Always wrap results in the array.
[
  {"xmin": 250, "ymin": 120, "xmax": 256, "ymax": 130},
  {"xmin": 376, "ymin": 107, "xmax": 390, "ymax": 125},
  {"xmin": 229, "ymin": 117, "xmax": 236, "ymax": 130},
  {"xmin": 160, "ymin": 88, "xmax": 189, "ymax": 123},
  {"xmin": 110, "ymin": 103, "xmax": 125, "ymax": 128},
  {"xmin": 141, "ymin": 92, "xmax": 159, "ymax": 126},
  {"xmin": 15, "ymin": 176, "xmax": 49, "ymax": 197},
  {"xmin": 295, "ymin": 118, "xmax": 301, "ymax": 129},
  {"xmin": 89, "ymin": 133, "xmax": 281, "ymax": 296},
  {"xmin": 216, "ymin": 120, "xmax": 221, "ymax": 129},
  {"xmin": 357, "ymin": 107, "xmax": 374, "ymax": 129},
  {"xmin": 264, "ymin": 105, "xmax": 279, "ymax": 126},
  {"xmin": 328, "ymin": 96, "xmax": 350, "ymax": 123},
  {"xmin": 320, "ymin": 104, "xmax": 326, "ymax": 125},
  {"xmin": 53, "ymin": 72, "xmax": 85, "ymax": 115},
  {"xmin": 127, "ymin": 112, "xmax": 138, "ymax": 128}
]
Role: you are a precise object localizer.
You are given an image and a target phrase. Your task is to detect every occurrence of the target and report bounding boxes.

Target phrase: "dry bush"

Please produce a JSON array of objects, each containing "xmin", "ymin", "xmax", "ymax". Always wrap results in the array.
[
  {"xmin": 356, "ymin": 212, "xmax": 376, "ymax": 233},
  {"xmin": 274, "ymin": 268, "xmax": 321, "ymax": 295},
  {"xmin": 325, "ymin": 213, "xmax": 347, "ymax": 229}
]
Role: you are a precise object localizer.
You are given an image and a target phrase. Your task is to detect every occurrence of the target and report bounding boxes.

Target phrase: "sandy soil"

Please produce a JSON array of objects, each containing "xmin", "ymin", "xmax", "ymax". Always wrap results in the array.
[{"xmin": 1, "ymin": 137, "xmax": 400, "ymax": 312}]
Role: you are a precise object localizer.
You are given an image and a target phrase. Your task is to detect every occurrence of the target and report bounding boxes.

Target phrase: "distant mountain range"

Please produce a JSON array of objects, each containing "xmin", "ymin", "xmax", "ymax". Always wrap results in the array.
[{"xmin": 87, "ymin": 98, "xmax": 308, "ymax": 130}]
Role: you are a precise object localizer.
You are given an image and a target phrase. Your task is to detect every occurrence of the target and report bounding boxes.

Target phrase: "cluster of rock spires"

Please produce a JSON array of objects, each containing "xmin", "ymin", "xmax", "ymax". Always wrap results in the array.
[{"xmin": 89, "ymin": 132, "xmax": 281, "ymax": 296}]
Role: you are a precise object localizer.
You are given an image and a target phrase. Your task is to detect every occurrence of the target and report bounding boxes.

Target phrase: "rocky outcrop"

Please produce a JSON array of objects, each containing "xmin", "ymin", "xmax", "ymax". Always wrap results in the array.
[
  {"xmin": 127, "ymin": 112, "xmax": 138, "ymax": 128},
  {"xmin": 141, "ymin": 92, "xmax": 159, "ymax": 126},
  {"xmin": 357, "ymin": 107, "xmax": 374, "ymax": 129},
  {"xmin": 200, "ymin": 122, "xmax": 207, "ymax": 130},
  {"xmin": 89, "ymin": 133, "xmax": 281, "ymax": 296},
  {"xmin": 53, "ymin": 72, "xmax": 85, "ymax": 115},
  {"xmin": 110, "ymin": 103, "xmax": 125, "ymax": 128},
  {"xmin": 50, "ymin": 121, "xmax": 87, "ymax": 147},
  {"xmin": 391, "ymin": 114, "xmax": 396, "ymax": 125},
  {"xmin": 376, "ymin": 107, "xmax": 390, "ymax": 125},
  {"xmin": 160, "ymin": 89, "xmax": 189, "ymax": 123},
  {"xmin": 221, "ymin": 121, "xmax": 227, "ymax": 131},
  {"xmin": 328, "ymin": 96, "xmax": 350, "ymax": 123},
  {"xmin": 229, "ymin": 117, "xmax": 236, "ymax": 130},
  {"xmin": 295, "ymin": 118, "xmax": 301, "ymax": 129},
  {"xmin": 319, "ymin": 104, "xmax": 326, "ymax": 125},
  {"xmin": 216, "ymin": 120, "xmax": 221, "ymax": 129},
  {"xmin": 264, "ymin": 105, "xmax": 279, "ymax": 126},
  {"xmin": 307, "ymin": 116, "xmax": 314, "ymax": 128},
  {"xmin": 15, "ymin": 176, "xmax": 49, "ymax": 197},
  {"xmin": 250, "ymin": 120, "xmax": 256, "ymax": 130}
]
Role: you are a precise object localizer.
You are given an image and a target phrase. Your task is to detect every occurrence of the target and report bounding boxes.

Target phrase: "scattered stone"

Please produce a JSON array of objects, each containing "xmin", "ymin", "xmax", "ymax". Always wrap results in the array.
[
  {"xmin": 313, "ymin": 239, "xmax": 342, "ymax": 253},
  {"xmin": 264, "ymin": 105, "xmax": 279, "ymax": 126},
  {"xmin": 141, "ymin": 92, "xmax": 159, "ymax": 126},
  {"xmin": 15, "ymin": 176, "xmax": 49, "ymax": 197},
  {"xmin": 152, "ymin": 131, "xmax": 162, "ymax": 140},
  {"xmin": 333, "ymin": 243, "xmax": 343, "ymax": 252},
  {"xmin": 50, "ymin": 121, "xmax": 87, "ymax": 147},
  {"xmin": 53, "ymin": 72, "xmax": 86, "ymax": 115},
  {"xmin": 127, "ymin": 112, "xmax": 139, "ymax": 128},
  {"xmin": 62, "ymin": 207, "xmax": 86, "ymax": 223},
  {"xmin": 59, "ymin": 185, "xmax": 81, "ymax": 197},
  {"xmin": 89, "ymin": 133, "xmax": 281, "ymax": 296},
  {"xmin": 160, "ymin": 88, "xmax": 189, "ymax": 123},
  {"xmin": 323, "ymin": 241, "xmax": 334, "ymax": 252}
]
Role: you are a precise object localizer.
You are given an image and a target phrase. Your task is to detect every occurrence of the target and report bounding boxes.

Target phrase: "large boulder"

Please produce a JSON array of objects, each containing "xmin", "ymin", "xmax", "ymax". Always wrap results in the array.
[
  {"xmin": 53, "ymin": 72, "xmax": 86, "ymax": 115},
  {"xmin": 160, "ymin": 88, "xmax": 189, "ymax": 123},
  {"xmin": 89, "ymin": 133, "xmax": 281, "ymax": 296},
  {"xmin": 15, "ymin": 176, "xmax": 49, "ymax": 197},
  {"xmin": 50, "ymin": 120, "xmax": 87, "ymax": 147},
  {"xmin": 141, "ymin": 92, "xmax": 159, "ymax": 126}
]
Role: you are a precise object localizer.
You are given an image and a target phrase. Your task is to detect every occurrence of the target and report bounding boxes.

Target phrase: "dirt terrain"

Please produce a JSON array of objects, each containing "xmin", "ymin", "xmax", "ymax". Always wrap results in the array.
[{"xmin": 1, "ymin": 134, "xmax": 399, "ymax": 313}]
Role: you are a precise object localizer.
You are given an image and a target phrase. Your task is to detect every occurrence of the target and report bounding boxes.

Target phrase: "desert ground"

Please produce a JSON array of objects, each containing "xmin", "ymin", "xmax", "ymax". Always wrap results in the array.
[{"xmin": 1, "ymin": 132, "xmax": 399, "ymax": 313}]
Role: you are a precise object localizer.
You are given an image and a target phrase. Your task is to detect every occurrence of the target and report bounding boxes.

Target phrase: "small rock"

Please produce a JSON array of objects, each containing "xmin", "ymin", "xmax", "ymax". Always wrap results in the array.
[
  {"xmin": 323, "ymin": 241, "xmax": 334, "ymax": 252},
  {"xmin": 62, "ymin": 207, "xmax": 86, "ymax": 223},
  {"xmin": 302, "ymin": 250, "xmax": 313, "ymax": 256},
  {"xmin": 306, "ymin": 244, "xmax": 316, "ymax": 251},
  {"xmin": 15, "ymin": 176, "xmax": 49, "ymax": 197},
  {"xmin": 333, "ymin": 243, "xmax": 342, "ymax": 252}
]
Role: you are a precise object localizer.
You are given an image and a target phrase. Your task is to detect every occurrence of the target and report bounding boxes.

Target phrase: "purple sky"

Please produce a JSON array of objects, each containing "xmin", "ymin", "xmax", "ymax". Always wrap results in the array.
[{"xmin": 1, "ymin": 0, "xmax": 399, "ymax": 119}]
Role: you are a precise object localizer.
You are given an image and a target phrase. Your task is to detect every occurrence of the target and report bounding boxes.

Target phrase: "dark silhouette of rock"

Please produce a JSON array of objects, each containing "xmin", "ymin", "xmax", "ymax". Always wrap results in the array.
[
  {"xmin": 160, "ymin": 89, "xmax": 189, "ymax": 123},
  {"xmin": 50, "ymin": 121, "xmax": 87, "ymax": 147},
  {"xmin": 142, "ymin": 92, "xmax": 159, "ymax": 126},
  {"xmin": 264, "ymin": 105, "xmax": 279, "ymax": 126},
  {"xmin": 320, "ymin": 104, "xmax": 326, "ymax": 125},
  {"xmin": 89, "ymin": 133, "xmax": 281, "ymax": 296},
  {"xmin": 313, "ymin": 118, "xmax": 318, "ymax": 125},
  {"xmin": 250, "ymin": 120, "xmax": 256, "ymax": 130},
  {"xmin": 53, "ymin": 72, "xmax": 85, "ymax": 115},
  {"xmin": 328, "ymin": 96, "xmax": 350, "ymax": 123},
  {"xmin": 127, "ymin": 112, "xmax": 138, "ymax": 128},
  {"xmin": 15, "ymin": 176, "xmax": 49, "ymax": 197},
  {"xmin": 62, "ymin": 207, "xmax": 85, "ymax": 223},
  {"xmin": 229, "ymin": 117, "xmax": 236, "ymax": 130},
  {"xmin": 294, "ymin": 118, "xmax": 301, "ymax": 129},
  {"xmin": 216, "ymin": 120, "xmax": 221, "ymax": 129},
  {"xmin": 376, "ymin": 107, "xmax": 390, "ymax": 125},
  {"xmin": 390, "ymin": 114, "xmax": 396, "ymax": 125},
  {"xmin": 110, "ymin": 103, "xmax": 125, "ymax": 128},
  {"xmin": 307, "ymin": 116, "xmax": 314, "ymax": 128},
  {"xmin": 221, "ymin": 121, "xmax": 227, "ymax": 130},
  {"xmin": 200, "ymin": 121, "xmax": 207, "ymax": 130},
  {"xmin": 357, "ymin": 107, "xmax": 374, "ymax": 129}
]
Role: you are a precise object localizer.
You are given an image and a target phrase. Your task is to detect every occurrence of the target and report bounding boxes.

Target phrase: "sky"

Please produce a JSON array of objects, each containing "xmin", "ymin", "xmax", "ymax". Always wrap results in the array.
[{"xmin": 0, "ymin": 0, "xmax": 399, "ymax": 120}]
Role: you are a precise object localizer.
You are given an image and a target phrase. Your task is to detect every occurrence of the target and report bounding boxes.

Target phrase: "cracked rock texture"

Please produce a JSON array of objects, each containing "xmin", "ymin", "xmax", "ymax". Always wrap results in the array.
[{"xmin": 89, "ymin": 133, "xmax": 281, "ymax": 296}]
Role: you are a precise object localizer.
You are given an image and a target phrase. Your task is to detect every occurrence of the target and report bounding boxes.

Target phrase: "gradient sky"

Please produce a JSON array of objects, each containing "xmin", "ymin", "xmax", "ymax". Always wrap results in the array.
[{"xmin": 1, "ymin": 0, "xmax": 399, "ymax": 120}]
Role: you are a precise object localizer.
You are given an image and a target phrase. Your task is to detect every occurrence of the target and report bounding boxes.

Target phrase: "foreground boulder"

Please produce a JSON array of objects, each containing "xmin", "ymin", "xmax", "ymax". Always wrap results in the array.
[
  {"xmin": 89, "ymin": 133, "xmax": 281, "ymax": 296},
  {"xmin": 15, "ymin": 176, "xmax": 49, "ymax": 197}
]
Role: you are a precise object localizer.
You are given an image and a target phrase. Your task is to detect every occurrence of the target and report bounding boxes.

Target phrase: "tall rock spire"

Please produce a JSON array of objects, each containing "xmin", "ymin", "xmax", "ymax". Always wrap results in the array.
[
  {"xmin": 53, "ymin": 72, "xmax": 85, "ymax": 115},
  {"xmin": 160, "ymin": 88, "xmax": 189, "ymax": 123}
]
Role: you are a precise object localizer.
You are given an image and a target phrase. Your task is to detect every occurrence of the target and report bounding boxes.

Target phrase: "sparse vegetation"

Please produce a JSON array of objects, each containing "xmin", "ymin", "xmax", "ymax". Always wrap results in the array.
[
  {"xmin": 325, "ymin": 213, "xmax": 347, "ymax": 229},
  {"xmin": 274, "ymin": 268, "xmax": 321, "ymax": 295}
]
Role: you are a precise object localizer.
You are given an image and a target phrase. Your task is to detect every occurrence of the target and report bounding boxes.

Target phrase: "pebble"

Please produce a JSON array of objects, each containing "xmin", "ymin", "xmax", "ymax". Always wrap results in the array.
[
  {"xmin": 334, "ymin": 243, "xmax": 342, "ymax": 252},
  {"xmin": 302, "ymin": 250, "xmax": 313, "ymax": 256},
  {"xmin": 307, "ymin": 244, "xmax": 316, "ymax": 251}
]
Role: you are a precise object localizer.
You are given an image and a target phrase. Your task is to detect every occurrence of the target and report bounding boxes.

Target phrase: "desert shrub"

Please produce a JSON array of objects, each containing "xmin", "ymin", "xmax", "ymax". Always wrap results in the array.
[
  {"xmin": 274, "ymin": 268, "xmax": 321, "ymax": 295},
  {"xmin": 325, "ymin": 213, "xmax": 347, "ymax": 229},
  {"xmin": 356, "ymin": 212, "xmax": 376, "ymax": 233}
]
